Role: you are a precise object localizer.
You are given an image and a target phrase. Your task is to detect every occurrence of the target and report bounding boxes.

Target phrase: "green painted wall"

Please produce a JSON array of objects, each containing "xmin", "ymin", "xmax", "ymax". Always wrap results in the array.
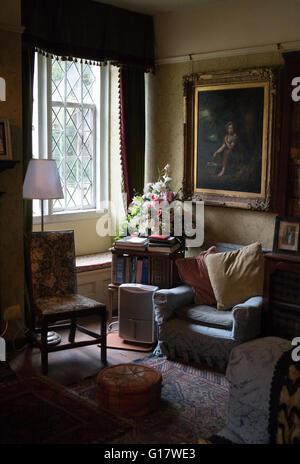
[
  {"xmin": 146, "ymin": 52, "xmax": 285, "ymax": 250},
  {"xmin": 0, "ymin": 27, "xmax": 24, "ymax": 339}
]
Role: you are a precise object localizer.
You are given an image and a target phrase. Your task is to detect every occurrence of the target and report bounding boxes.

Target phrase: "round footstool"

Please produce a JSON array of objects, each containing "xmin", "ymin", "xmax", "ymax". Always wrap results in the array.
[{"xmin": 96, "ymin": 363, "xmax": 162, "ymax": 417}]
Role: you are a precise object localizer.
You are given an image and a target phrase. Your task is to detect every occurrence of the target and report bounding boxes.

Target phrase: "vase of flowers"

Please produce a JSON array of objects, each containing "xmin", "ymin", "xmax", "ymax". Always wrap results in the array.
[{"xmin": 117, "ymin": 164, "xmax": 183, "ymax": 239}]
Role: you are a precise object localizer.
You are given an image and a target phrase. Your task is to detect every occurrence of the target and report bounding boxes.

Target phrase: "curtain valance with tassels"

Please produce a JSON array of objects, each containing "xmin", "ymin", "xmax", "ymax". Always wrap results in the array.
[{"xmin": 21, "ymin": 0, "xmax": 155, "ymax": 71}]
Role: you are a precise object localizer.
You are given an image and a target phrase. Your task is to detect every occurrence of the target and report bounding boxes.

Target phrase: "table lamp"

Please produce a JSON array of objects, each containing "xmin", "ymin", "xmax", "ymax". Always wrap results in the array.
[{"xmin": 23, "ymin": 159, "xmax": 64, "ymax": 231}]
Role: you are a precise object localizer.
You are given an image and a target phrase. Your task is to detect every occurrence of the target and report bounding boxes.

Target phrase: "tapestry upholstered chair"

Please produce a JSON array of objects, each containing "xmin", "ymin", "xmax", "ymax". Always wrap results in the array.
[
  {"xmin": 153, "ymin": 243, "xmax": 266, "ymax": 370},
  {"xmin": 25, "ymin": 230, "xmax": 107, "ymax": 374}
]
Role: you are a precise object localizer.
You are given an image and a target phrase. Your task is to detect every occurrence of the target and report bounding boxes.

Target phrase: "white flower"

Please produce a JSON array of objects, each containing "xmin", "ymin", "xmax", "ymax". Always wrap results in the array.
[
  {"xmin": 142, "ymin": 201, "xmax": 151, "ymax": 211},
  {"xmin": 164, "ymin": 164, "xmax": 170, "ymax": 171},
  {"xmin": 143, "ymin": 191, "xmax": 152, "ymax": 200},
  {"xmin": 153, "ymin": 181, "xmax": 166, "ymax": 193}
]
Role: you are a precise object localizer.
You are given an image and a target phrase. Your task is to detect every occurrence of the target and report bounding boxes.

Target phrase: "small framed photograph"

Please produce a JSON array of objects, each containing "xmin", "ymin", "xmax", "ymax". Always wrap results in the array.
[
  {"xmin": 273, "ymin": 216, "xmax": 300, "ymax": 254},
  {"xmin": 0, "ymin": 118, "xmax": 12, "ymax": 160}
]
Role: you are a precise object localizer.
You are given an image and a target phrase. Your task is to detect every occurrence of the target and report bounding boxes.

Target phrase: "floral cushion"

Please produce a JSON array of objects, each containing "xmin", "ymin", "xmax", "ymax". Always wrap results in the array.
[
  {"xmin": 35, "ymin": 294, "xmax": 105, "ymax": 316},
  {"xmin": 27, "ymin": 230, "xmax": 77, "ymax": 300}
]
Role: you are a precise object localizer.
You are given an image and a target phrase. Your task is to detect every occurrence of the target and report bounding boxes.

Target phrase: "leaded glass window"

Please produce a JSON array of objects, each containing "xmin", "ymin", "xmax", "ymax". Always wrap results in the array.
[
  {"xmin": 51, "ymin": 60, "xmax": 98, "ymax": 211},
  {"xmin": 32, "ymin": 53, "xmax": 108, "ymax": 220}
]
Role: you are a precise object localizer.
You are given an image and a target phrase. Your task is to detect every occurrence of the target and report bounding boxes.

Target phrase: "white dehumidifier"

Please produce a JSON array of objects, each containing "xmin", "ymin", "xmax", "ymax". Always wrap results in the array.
[{"xmin": 118, "ymin": 283, "xmax": 158, "ymax": 344}]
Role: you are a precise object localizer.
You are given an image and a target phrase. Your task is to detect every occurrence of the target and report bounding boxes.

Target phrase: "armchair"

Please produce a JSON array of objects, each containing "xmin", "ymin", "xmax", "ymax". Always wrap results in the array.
[{"xmin": 153, "ymin": 243, "xmax": 264, "ymax": 370}]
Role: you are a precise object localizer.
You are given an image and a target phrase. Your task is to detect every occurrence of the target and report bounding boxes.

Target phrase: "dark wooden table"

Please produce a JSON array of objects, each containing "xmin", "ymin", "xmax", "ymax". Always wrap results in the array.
[{"xmin": 262, "ymin": 252, "xmax": 300, "ymax": 339}]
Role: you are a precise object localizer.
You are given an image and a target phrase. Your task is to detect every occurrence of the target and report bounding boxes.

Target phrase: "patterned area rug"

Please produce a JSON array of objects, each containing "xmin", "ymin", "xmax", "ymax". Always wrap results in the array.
[
  {"xmin": 70, "ymin": 355, "xmax": 229, "ymax": 444},
  {"xmin": 0, "ymin": 361, "xmax": 17, "ymax": 383},
  {"xmin": 0, "ymin": 376, "xmax": 134, "ymax": 444}
]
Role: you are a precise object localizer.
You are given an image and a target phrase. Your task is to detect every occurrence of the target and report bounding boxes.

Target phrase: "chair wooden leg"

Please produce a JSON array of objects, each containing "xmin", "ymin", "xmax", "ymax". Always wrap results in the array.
[
  {"xmin": 41, "ymin": 319, "xmax": 48, "ymax": 375},
  {"xmin": 27, "ymin": 310, "xmax": 37, "ymax": 347},
  {"xmin": 101, "ymin": 310, "xmax": 107, "ymax": 364},
  {"xmin": 108, "ymin": 288, "xmax": 114, "ymax": 327},
  {"xmin": 68, "ymin": 318, "xmax": 77, "ymax": 343},
  {"xmin": 29, "ymin": 308, "xmax": 36, "ymax": 334}
]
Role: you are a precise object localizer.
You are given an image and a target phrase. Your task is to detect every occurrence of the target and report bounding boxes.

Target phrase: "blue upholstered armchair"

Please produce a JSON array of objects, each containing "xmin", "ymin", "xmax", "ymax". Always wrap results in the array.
[{"xmin": 153, "ymin": 243, "xmax": 266, "ymax": 370}]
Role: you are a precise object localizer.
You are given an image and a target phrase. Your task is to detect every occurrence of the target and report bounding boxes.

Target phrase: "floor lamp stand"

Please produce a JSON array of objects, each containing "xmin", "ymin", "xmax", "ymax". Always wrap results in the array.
[{"xmin": 38, "ymin": 199, "xmax": 62, "ymax": 346}]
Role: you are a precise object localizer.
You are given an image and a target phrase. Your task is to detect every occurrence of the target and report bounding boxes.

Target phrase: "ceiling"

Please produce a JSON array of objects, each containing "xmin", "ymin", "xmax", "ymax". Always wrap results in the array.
[{"xmin": 95, "ymin": 0, "xmax": 226, "ymax": 15}]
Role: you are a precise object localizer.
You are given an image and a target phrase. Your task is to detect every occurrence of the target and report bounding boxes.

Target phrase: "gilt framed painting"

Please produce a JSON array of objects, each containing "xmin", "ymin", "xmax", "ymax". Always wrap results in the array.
[{"xmin": 183, "ymin": 68, "xmax": 280, "ymax": 210}]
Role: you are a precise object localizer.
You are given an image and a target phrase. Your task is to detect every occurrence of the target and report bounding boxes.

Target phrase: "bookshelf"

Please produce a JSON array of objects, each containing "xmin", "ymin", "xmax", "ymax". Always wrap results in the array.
[{"xmin": 107, "ymin": 246, "xmax": 184, "ymax": 325}]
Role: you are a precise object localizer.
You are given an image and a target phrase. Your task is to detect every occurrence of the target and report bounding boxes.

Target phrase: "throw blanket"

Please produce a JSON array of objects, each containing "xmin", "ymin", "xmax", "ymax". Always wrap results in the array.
[{"xmin": 269, "ymin": 349, "xmax": 300, "ymax": 444}]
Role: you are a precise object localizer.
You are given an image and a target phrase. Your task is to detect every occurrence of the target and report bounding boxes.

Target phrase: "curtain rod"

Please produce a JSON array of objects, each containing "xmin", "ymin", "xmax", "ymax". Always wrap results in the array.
[{"xmin": 156, "ymin": 40, "xmax": 300, "ymax": 65}]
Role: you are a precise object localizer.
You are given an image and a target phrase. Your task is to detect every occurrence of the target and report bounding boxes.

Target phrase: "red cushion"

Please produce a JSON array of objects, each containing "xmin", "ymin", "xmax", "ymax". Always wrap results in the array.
[{"xmin": 176, "ymin": 247, "xmax": 217, "ymax": 305}]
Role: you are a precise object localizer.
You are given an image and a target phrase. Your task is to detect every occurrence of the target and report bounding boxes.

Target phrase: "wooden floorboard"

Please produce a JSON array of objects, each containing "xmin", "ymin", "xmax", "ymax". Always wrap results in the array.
[{"xmin": 7, "ymin": 317, "xmax": 151, "ymax": 386}]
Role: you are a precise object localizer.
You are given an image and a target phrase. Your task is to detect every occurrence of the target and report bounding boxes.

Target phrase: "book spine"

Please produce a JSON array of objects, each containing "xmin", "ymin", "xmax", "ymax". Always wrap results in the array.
[
  {"xmin": 114, "ymin": 246, "xmax": 147, "ymax": 252},
  {"xmin": 130, "ymin": 256, "xmax": 137, "ymax": 283},
  {"xmin": 162, "ymin": 258, "xmax": 169, "ymax": 288},
  {"xmin": 111, "ymin": 253, "xmax": 117, "ymax": 283},
  {"xmin": 136, "ymin": 258, "xmax": 143, "ymax": 284},
  {"xmin": 141, "ymin": 258, "xmax": 148, "ymax": 285},
  {"xmin": 170, "ymin": 259, "xmax": 173, "ymax": 288},
  {"xmin": 148, "ymin": 248, "xmax": 171, "ymax": 253},
  {"xmin": 151, "ymin": 257, "xmax": 162, "ymax": 287},
  {"xmin": 115, "ymin": 256, "xmax": 125, "ymax": 283},
  {"xmin": 125, "ymin": 256, "xmax": 131, "ymax": 282},
  {"xmin": 148, "ymin": 257, "xmax": 152, "ymax": 285}
]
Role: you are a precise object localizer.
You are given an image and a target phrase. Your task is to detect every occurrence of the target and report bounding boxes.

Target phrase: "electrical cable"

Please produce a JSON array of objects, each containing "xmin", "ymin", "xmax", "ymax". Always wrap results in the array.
[{"xmin": 107, "ymin": 317, "xmax": 119, "ymax": 333}]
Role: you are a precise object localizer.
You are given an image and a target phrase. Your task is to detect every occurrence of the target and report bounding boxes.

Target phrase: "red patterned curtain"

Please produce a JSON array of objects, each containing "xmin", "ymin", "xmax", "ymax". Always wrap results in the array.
[{"xmin": 119, "ymin": 66, "xmax": 146, "ymax": 206}]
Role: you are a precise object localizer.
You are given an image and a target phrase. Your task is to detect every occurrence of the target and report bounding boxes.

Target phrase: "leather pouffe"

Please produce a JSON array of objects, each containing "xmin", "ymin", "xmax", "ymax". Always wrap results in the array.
[{"xmin": 97, "ymin": 363, "xmax": 162, "ymax": 417}]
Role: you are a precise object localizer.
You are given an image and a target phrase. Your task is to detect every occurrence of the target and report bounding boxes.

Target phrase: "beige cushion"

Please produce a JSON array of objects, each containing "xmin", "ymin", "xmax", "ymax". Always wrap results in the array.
[{"xmin": 205, "ymin": 242, "xmax": 264, "ymax": 311}]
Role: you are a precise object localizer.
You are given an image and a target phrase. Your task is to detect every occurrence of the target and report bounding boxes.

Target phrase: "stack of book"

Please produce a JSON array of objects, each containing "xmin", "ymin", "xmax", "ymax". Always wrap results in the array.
[
  {"xmin": 114, "ymin": 236, "xmax": 148, "ymax": 251},
  {"xmin": 147, "ymin": 235, "xmax": 180, "ymax": 253},
  {"xmin": 113, "ymin": 255, "xmax": 149, "ymax": 284},
  {"xmin": 113, "ymin": 236, "xmax": 149, "ymax": 284}
]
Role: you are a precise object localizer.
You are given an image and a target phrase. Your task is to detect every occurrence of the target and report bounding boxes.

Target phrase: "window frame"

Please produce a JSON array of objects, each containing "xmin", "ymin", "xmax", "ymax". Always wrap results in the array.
[{"xmin": 32, "ymin": 53, "xmax": 109, "ymax": 225}]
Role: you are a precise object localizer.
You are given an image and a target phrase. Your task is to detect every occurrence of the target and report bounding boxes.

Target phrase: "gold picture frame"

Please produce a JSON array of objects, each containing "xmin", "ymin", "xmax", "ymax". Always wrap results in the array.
[
  {"xmin": 183, "ymin": 67, "xmax": 280, "ymax": 210},
  {"xmin": 0, "ymin": 118, "xmax": 12, "ymax": 160}
]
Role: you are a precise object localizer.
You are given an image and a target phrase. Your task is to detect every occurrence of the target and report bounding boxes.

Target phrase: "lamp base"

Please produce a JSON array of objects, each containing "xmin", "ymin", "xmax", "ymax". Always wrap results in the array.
[{"xmin": 37, "ymin": 331, "xmax": 61, "ymax": 346}]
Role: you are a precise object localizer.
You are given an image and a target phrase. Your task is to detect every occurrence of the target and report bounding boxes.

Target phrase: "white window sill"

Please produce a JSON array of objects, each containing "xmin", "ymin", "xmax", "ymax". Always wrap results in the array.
[{"xmin": 33, "ymin": 209, "xmax": 107, "ymax": 225}]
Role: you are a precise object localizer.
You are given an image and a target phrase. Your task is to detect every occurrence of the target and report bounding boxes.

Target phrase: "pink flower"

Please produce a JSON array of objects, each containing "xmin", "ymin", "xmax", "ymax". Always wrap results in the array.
[
  {"xmin": 164, "ymin": 191, "xmax": 174, "ymax": 202},
  {"xmin": 144, "ymin": 183, "xmax": 153, "ymax": 192}
]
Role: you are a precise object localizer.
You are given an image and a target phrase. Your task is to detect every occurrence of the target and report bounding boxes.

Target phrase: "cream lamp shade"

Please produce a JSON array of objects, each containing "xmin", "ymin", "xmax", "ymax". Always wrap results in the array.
[
  {"xmin": 23, "ymin": 158, "xmax": 64, "ymax": 232},
  {"xmin": 23, "ymin": 159, "xmax": 64, "ymax": 200}
]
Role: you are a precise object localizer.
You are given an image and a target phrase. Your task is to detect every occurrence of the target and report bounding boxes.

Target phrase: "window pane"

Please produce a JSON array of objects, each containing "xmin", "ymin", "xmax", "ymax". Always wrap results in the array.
[
  {"xmin": 52, "ymin": 60, "xmax": 65, "ymax": 102},
  {"xmin": 51, "ymin": 58, "xmax": 98, "ymax": 212},
  {"xmin": 66, "ymin": 61, "xmax": 81, "ymax": 103},
  {"xmin": 82, "ymin": 64, "xmax": 96, "ymax": 104}
]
